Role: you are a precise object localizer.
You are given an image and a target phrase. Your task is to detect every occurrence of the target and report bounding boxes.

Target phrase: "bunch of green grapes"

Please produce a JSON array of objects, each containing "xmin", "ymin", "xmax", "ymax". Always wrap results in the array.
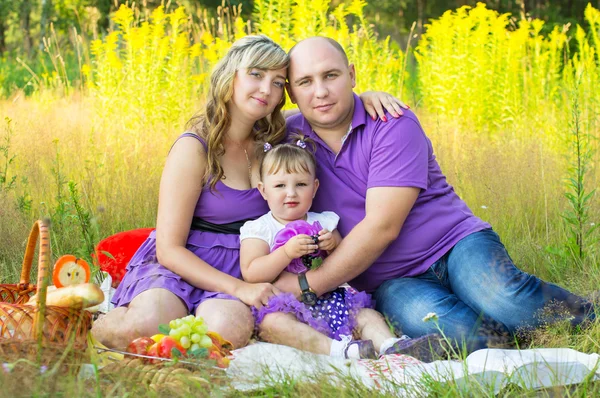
[{"xmin": 168, "ymin": 315, "xmax": 212, "ymax": 352}]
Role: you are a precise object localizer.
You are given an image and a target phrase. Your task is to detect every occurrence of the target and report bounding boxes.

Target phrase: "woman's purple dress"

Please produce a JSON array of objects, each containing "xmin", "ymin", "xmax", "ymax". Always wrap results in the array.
[
  {"xmin": 252, "ymin": 220, "xmax": 372, "ymax": 340},
  {"xmin": 111, "ymin": 133, "xmax": 269, "ymax": 313}
]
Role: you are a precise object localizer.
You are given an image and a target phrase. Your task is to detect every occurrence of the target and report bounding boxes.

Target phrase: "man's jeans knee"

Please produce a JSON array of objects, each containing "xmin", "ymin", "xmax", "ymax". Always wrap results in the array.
[
  {"xmin": 446, "ymin": 229, "xmax": 593, "ymax": 332},
  {"xmin": 373, "ymin": 267, "xmax": 509, "ymax": 352},
  {"xmin": 374, "ymin": 229, "xmax": 593, "ymax": 351}
]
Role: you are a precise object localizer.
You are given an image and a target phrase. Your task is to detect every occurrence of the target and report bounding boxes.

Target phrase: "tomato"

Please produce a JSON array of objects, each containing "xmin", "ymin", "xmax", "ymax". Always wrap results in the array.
[
  {"xmin": 157, "ymin": 336, "xmax": 186, "ymax": 358},
  {"xmin": 126, "ymin": 336, "xmax": 155, "ymax": 355}
]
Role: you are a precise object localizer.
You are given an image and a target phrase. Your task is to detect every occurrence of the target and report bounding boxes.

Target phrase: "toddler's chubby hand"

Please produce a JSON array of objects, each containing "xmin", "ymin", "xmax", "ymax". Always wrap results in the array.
[
  {"xmin": 284, "ymin": 234, "xmax": 319, "ymax": 259},
  {"xmin": 318, "ymin": 229, "xmax": 337, "ymax": 252}
]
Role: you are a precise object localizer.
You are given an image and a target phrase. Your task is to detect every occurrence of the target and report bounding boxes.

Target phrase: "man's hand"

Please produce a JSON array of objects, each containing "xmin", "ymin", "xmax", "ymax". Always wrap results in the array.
[
  {"xmin": 284, "ymin": 234, "xmax": 319, "ymax": 259},
  {"xmin": 317, "ymin": 229, "xmax": 337, "ymax": 252}
]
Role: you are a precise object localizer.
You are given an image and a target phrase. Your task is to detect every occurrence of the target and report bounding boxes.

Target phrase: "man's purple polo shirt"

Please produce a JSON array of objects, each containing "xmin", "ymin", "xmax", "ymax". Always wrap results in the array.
[{"xmin": 286, "ymin": 94, "xmax": 490, "ymax": 293}]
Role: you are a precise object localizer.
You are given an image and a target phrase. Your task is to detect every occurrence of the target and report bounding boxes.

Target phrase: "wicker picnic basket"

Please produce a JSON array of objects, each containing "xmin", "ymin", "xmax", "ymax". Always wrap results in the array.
[{"xmin": 0, "ymin": 220, "xmax": 92, "ymax": 359}]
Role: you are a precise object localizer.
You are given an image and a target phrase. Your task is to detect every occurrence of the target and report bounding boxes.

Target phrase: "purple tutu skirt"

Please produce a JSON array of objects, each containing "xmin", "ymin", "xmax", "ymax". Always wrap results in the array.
[{"xmin": 253, "ymin": 286, "xmax": 372, "ymax": 340}]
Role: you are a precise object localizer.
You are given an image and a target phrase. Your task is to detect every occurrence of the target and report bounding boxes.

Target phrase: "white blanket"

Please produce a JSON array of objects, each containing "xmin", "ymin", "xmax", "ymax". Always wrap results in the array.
[{"xmin": 227, "ymin": 343, "xmax": 600, "ymax": 394}]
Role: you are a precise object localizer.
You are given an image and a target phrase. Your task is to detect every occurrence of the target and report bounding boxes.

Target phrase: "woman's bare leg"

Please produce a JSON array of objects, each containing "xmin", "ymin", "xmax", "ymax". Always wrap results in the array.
[
  {"xmin": 355, "ymin": 308, "xmax": 396, "ymax": 353},
  {"xmin": 258, "ymin": 312, "xmax": 332, "ymax": 355},
  {"xmin": 92, "ymin": 288, "xmax": 187, "ymax": 349},
  {"xmin": 195, "ymin": 299, "xmax": 254, "ymax": 349}
]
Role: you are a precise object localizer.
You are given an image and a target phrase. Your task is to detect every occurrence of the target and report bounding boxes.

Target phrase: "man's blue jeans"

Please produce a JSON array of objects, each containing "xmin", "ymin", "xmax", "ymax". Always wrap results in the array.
[{"xmin": 373, "ymin": 229, "xmax": 594, "ymax": 351}]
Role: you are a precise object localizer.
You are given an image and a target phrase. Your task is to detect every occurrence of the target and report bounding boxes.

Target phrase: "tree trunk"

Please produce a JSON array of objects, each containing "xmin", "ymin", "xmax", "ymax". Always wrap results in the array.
[
  {"xmin": 40, "ymin": 0, "xmax": 53, "ymax": 50},
  {"xmin": 567, "ymin": 0, "xmax": 574, "ymax": 15},
  {"xmin": 95, "ymin": 0, "xmax": 112, "ymax": 34},
  {"xmin": 417, "ymin": 0, "xmax": 424, "ymax": 35},
  {"xmin": 0, "ymin": 17, "xmax": 6, "ymax": 54},
  {"xmin": 19, "ymin": 0, "xmax": 33, "ymax": 56}
]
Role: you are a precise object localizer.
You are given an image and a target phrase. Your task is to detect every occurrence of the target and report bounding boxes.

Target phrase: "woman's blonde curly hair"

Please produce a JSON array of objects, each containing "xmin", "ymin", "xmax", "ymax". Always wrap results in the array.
[{"xmin": 187, "ymin": 35, "xmax": 289, "ymax": 192}]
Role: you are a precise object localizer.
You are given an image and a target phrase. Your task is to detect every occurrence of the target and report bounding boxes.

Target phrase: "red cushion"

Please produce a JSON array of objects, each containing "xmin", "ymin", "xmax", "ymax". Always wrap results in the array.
[{"xmin": 94, "ymin": 228, "xmax": 154, "ymax": 287}]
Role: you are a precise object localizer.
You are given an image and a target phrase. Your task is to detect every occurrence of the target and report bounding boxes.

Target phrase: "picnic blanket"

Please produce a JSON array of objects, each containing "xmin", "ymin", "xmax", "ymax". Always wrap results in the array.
[
  {"xmin": 93, "ymin": 275, "xmax": 600, "ymax": 393},
  {"xmin": 227, "ymin": 342, "xmax": 600, "ymax": 394}
]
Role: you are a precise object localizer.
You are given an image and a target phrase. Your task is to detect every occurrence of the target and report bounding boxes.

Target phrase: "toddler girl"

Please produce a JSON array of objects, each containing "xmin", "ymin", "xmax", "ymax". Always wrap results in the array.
[{"xmin": 240, "ymin": 139, "xmax": 444, "ymax": 361}]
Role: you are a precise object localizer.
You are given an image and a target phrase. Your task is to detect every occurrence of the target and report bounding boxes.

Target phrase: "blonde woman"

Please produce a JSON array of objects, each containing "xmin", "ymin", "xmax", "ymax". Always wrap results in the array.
[{"xmin": 92, "ymin": 35, "xmax": 405, "ymax": 350}]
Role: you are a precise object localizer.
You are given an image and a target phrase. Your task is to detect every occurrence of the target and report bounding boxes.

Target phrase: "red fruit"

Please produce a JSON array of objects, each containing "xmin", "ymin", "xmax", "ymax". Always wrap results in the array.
[
  {"xmin": 217, "ymin": 357, "xmax": 230, "ymax": 368},
  {"xmin": 146, "ymin": 342, "xmax": 160, "ymax": 364},
  {"xmin": 126, "ymin": 337, "xmax": 155, "ymax": 355},
  {"xmin": 157, "ymin": 336, "xmax": 186, "ymax": 359},
  {"xmin": 208, "ymin": 351, "xmax": 229, "ymax": 368}
]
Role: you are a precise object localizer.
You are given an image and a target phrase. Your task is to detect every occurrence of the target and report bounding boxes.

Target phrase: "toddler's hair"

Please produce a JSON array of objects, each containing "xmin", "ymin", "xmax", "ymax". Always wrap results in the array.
[{"xmin": 259, "ymin": 136, "xmax": 317, "ymax": 180}]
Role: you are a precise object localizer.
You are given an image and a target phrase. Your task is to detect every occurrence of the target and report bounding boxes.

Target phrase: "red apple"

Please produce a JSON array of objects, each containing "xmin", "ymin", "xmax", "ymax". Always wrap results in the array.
[
  {"xmin": 157, "ymin": 336, "xmax": 186, "ymax": 359},
  {"xmin": 147, "ymin": 342, "xmax": 159, "ymax": 356},
  {"xmin": 126, "ymin": 336, "xmax": 155, "ymax": 355},
  {"xmin": 146, "ymin": 342, "xmax": 160, "ymax": 364}
]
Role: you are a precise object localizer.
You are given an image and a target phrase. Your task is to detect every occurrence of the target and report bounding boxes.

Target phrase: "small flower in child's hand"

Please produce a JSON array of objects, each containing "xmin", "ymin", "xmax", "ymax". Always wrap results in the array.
[
  {"xmin": 296, "ymin": 139, "xmax": 307, "ymax": 149},
  {"xmin": 422, "ymin": 312, "xmax": 438, "ymax": 322},
  {"xmin": 2, "ymin": 363, "xmax": 14, "ymax": 373},
  {"xmin": 263, "ymin": 142, "xmax": 272, "ymax": 152}
]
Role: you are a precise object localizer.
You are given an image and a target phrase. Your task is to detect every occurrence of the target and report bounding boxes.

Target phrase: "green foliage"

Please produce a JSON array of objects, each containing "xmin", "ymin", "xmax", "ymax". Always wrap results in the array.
[
  {"xmin": 0, "ymin": 117, "xmax": 17, "ymax": 192},
  {"xmin": 68, "ymin": 180, "xmax": 101, "ymax": 278},
  {"xmin": 546, "ymin": 82, "xmax": 599, "ymax": 271},
  {"xmin": 562, "ymin": 92, "xmax": 598, "ymax": 261},
  {"xmin": 363, "ymin": 0, "xmax": 596, "ymax": 42},
  {"xmin": 86, "ymin": 5, "xmax": 209, "ymax": 134},
  {"xmin": 414, "ymin": 4, "xmax": 571, "ymax": 138},
  {"xmin": 253, "ymin": 0, "xmax": 406, "ymax": 95}
]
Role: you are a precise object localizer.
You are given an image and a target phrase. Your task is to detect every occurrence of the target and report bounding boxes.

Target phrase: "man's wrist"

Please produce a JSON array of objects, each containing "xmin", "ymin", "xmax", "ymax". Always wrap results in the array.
[
  {"xmin": 298, "ymin": 272, "xmax": 318, "ymax": 305},
  {"xmin": 302, "ymin": 270, "xmax": 321, "ymax": 297}
]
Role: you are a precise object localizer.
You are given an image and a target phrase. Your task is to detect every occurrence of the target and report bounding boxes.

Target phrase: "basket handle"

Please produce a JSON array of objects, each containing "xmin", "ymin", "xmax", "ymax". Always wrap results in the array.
[{"xmin": 20, "ymin": 220, "xmax": 52, "ymax": 341}]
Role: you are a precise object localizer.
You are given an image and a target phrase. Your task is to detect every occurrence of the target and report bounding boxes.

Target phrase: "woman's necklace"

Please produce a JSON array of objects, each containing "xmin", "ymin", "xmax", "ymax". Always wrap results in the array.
[{"xmin": 229, "ymin": 136, "xmax": 252, "ymax": 185}]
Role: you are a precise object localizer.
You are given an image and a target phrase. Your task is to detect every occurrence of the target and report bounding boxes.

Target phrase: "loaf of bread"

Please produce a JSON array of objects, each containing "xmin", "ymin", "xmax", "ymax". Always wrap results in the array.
[{"xmin": 27, "ymin": 283, "xmax": 104, "ymax": 309}]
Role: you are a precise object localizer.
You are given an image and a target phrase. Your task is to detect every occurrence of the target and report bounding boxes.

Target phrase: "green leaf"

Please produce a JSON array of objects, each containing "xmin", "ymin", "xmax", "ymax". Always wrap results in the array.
[
  {"xmin": 158, "ymin": 324, "xmax": 171, "ymax": 334},
  {"xmin": 100, "ymin": 250, "xmax": 115, "ymax": 260},
  {"xmin": 189, "ymin": 348, "xmax": 208, "ymax": 359},
  {"xmin": 311, "ymin": 257, "xmax": 323, "ymax": 270},
  {"xmin": 171, "ymin": 347, "xmax": 183, "ymax": 358}
]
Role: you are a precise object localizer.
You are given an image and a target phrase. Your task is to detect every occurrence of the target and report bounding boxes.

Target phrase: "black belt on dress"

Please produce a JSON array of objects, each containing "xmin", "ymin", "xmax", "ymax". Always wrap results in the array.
[{"xmin": 190, "ymin": 217, "xmax": 255, "ymax": 235}]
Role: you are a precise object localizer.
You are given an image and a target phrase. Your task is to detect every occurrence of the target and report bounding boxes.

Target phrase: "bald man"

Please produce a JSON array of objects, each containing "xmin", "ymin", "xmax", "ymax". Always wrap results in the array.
[{"xmin": 268, "ymin": 37, "xmax": 594, "ymax": 353}]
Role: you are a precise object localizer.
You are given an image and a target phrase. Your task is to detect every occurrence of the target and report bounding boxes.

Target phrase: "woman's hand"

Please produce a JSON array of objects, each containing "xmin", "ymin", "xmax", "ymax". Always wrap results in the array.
[
  {"xmin": 234, "ymin": 282, "xmax": 281, "ymax": 309},
  {"xmin": 359, "ymin": 91, "xmax": 409, "ymax": 121},
  {"xmin": 284, "ymin": 234, "xmax": 319, "ymax": 259},
  {"xmin": 317, "ymin": 229, "xmax": 337, "ymax": 252}
]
